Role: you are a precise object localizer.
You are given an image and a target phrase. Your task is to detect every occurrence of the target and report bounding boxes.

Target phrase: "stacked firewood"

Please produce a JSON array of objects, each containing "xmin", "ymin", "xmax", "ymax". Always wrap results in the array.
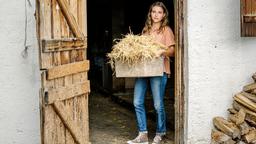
[{"xmin": 212, "ymin": 73, "xmax": 256, "ymax": 144}]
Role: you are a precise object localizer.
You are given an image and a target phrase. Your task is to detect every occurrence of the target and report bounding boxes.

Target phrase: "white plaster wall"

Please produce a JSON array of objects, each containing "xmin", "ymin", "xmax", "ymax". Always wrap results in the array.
[
  {"xmin": 0, "ymin": 0, "xmax": 40, "ymax": 143},
  {"xmin": 186, "ymin": 0, "xmax": 256, "ymax": 143}
]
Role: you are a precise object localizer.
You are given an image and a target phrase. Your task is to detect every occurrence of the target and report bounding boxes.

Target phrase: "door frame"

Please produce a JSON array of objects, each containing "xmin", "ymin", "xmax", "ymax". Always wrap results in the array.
[{"xmin": 174, "ymin": 0, "xmax": 187, "ymax": 143}]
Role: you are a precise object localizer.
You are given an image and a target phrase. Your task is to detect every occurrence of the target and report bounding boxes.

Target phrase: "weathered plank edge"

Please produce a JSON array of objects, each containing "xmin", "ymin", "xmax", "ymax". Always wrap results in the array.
[
  {"xmin": 44, "ymin": 81, "xmax": 90, "ymax": 104},
  {"xmin": 46, "ymin": 60, "xmax": 89, "ymax": 80}
]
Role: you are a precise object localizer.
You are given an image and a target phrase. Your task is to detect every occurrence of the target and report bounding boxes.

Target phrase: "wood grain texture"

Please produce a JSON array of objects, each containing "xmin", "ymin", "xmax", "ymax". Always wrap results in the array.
[
  {"xmin": 56, "ymin": 0, "xmax": 84, "ymax": 38},
  {"xmin": 175, "ymin": 0, "xmax": 186, "ymax": 143},
  {"xmin": 37, "ymin": 0, "xmax": 90, "ymax": 143},
  {"xmin": 46, "ymin": 60, "xmax": 89, "ymax": 80}
]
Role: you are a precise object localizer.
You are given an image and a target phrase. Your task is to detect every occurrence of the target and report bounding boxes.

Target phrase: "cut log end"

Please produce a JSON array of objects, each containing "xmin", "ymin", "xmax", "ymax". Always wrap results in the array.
[{"xmin": 252, "ymin": 72, "xmax": 256, "ymax": 82}]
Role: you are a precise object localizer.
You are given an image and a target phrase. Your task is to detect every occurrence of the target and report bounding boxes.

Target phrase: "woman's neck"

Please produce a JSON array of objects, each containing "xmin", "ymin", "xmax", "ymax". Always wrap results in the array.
[{"xmin": 152, "ymin": 22, "xmax": 161, "ymax": 31}]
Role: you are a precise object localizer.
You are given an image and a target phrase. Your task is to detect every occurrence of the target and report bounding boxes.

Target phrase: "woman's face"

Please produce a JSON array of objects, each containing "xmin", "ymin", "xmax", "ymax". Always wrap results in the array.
[{"xmin": 150, "ymin": 6, "xmax": 165, "ymax": 23}]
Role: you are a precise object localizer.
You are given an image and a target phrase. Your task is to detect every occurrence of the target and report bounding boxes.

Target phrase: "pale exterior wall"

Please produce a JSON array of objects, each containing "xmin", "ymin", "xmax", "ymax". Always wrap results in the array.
[
  {"xmin": 0, "ymin": 1, "xmax": 40, "ymax": 144},
  {"xmin": 186, "ymin": 0, "xmax": 256, "ymax": 143}
]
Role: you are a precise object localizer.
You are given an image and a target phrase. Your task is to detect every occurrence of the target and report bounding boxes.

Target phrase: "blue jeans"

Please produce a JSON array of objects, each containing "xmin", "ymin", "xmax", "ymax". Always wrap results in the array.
[{"xmin": 133, "ymin": 74, "xmax": 168, "ymax": 134}]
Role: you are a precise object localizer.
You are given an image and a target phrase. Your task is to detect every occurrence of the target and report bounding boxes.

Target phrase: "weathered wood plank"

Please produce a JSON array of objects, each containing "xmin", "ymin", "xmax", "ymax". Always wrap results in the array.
[
  {"xmin": 45, "ymin": 81, "xmax": 90, "ymax": 104},
  {"xmin": 46, "ymin": 60, "xmax": 89, "ymax": 80},
  {"xmin": 244, "ymin": 15, "xmax": 256, "ymax": 23},
  {"xmin": 70, "ymin": 1, "xmax": 89, "ymax": 143},
  {"xmin": 175, "ymin": 0, "xmax": 185, "ymax": 143},
  {"xmin": 252, "ymin": 0, "xmax": 256, "ymax": 35},
  {"xmin": 39, "ymin": 0, "xmax": 53, "ymax": 69},
  {"xmin": 42, "ymin": 38, "xmax": 86, "ymax": 52},
  {"xmin": 58, "ymin": 1, "xmax": 75, "ymax": 143},
  {"xmin": 246, "ymin": 0, "xmax": 253, "ymax": 36},
  {"xmin": 77, "ymin": 0, "xmax": 86, "ymax": 63},
  {"xmin": 60, "ymin": 4, "xmax": 70, "ymax": 38},
  {"xmin": 78, "ymin": 0, "xmax": 86, "ymax": 35},
  {"xmin": 80, "ymin": 94, "xmax": 89, "ymax": 143},
  {"xmin": 53, "ymin": 101, "xmax": 84, "ymax": 144},
  {"xmin": 60, "ymin": 10, "xmax": 71, "ymax": 66},
  {"xmin": 65, "ymin": 98, "xmax": 76, "ymax": 144},
  {"xmin": 52, "ymin": 1, "xmax": 66, "ymax": 143},
  {"xmin": 241, "ymin": 0, "xmax": 256, "ymax": 36},
  {"xmin": 56, "ymin": 0, "xmax": 84, "ymax": 38},
  {"xmin": 241, "ymin": 0, "xmax": 245, "ymax": 36},
  {"xmin": 52, "ymin": 0, "xmax": 61, "ymax": 39},
  {"xmin": 44, "ymin": 105, "xmax": 58, "ymax": 143},
  {"xmin": 39, "ymin": 88, "xmax": 45, "ymax": 144}
]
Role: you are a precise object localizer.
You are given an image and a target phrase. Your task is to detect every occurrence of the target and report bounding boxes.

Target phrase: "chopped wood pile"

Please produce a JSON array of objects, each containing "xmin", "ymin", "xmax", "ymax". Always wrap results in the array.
[{"xmin": 212, "ymin": 72, "xmax": 256, "ymax": 144}]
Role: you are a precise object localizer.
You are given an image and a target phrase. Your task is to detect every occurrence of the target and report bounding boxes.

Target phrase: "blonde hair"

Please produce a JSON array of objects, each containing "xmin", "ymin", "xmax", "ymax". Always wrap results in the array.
[{"xmin": 142, "ymin": 2, "xmax": 169, "ymax": 34}]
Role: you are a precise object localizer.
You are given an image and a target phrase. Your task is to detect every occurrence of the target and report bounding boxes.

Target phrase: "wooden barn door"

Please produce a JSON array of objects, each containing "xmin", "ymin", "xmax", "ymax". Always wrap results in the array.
[{"xmin": 36, "ymin": 0, "xmax": 90, "ymax": 143}]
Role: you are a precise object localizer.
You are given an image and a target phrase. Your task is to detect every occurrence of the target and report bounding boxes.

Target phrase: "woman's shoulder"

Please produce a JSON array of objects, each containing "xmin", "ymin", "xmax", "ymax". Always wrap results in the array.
[{"xmin": 163, "ymin": 26, "xmax": 173, "ymax": 32}]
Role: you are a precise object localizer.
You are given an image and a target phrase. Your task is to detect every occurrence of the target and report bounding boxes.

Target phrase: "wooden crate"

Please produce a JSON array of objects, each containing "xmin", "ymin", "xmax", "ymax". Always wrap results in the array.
[{"xmin": 115, "ymin": 58, "xmax": 164, "ymax": 77}]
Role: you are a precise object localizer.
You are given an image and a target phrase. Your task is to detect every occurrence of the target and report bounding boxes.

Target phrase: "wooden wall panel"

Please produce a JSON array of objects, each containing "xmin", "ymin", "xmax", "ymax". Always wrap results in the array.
[{"xmin": 241, "ymin": 0, "xmax": 256, "ymax": 37}]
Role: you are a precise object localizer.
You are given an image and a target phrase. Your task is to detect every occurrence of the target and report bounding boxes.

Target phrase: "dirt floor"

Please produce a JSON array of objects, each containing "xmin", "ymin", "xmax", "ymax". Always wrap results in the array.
[{"xmin": 89, "ymin": 91, "xmax": 175, "ymax": 144}]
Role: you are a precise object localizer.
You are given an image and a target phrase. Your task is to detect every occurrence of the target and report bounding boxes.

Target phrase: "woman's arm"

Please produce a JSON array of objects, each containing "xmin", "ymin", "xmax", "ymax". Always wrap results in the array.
[{"xmin": 162, "ymin": 45, "xmax": 175, "ymax": 57}]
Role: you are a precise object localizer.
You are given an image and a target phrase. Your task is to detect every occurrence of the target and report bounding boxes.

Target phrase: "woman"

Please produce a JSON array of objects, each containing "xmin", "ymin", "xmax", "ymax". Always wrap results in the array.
[{"xmin": 127, "ymin": 1, "xmax": 175, "ymax": 144}]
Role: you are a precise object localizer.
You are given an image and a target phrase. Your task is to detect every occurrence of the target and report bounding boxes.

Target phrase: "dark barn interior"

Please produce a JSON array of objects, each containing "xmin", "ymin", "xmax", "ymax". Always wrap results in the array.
[{"xmin": 87, "ymin": 0, "xmax": 175, "ymax": 143}]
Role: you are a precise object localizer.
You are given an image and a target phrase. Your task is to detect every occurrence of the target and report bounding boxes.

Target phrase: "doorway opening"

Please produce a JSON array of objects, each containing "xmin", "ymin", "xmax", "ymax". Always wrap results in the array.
[{"xmin": 87, "ymin": 0, "xmax": 184, "ymax": 143}]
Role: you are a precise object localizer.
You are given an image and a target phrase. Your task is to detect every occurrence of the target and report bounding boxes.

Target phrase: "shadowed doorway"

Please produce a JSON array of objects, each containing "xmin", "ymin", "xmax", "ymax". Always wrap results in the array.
[{"xmin": 87, "ymin": 0, "xmax": 176, "ymax": 143}]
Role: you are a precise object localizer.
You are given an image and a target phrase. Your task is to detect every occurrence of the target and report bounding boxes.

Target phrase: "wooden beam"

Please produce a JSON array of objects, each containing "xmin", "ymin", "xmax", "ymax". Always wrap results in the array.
[
  {"xmin": 44, "ymin": 81, "xmax": 90, "ymax": 104},
  {"xmin": 53, "ymin": 101, "xmax": 84, "ymax": 144},
  {"xmin": 42, "ymin": 38, "xmax": 87, "ymax": 52},
  {"xmin": 46, "ymin": 60, "xmax": 89, "ymax": 80},
  {"xmin": 56, "ymin": 0, "xmax": 84, "ymax": 38},
  {"xmin": 244, "ymin": 15, "xmax": 256, "ymax": 23},
  {"xmin": 175, "ymin": 0, "xmax": 186, "ymax": 143}
]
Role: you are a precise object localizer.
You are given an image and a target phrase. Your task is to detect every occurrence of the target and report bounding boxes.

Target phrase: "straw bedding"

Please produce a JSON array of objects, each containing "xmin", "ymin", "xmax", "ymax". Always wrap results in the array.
[{"xmin": 107, "ymin": 34, "xmax": 167, "ymax": 69}]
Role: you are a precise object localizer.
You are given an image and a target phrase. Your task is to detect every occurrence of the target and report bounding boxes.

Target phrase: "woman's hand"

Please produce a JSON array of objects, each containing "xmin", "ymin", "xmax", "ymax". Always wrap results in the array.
[
  {"xmin": 156, "ymin": 49, "xmax": 166, "ymax": 57},
  {"xmin": 156, "ymin": 45, "xmax": 175, "ymax": 57},
  {"xmin": 163, "ymin": 45, "xmax": 175, "ymax": 57}
]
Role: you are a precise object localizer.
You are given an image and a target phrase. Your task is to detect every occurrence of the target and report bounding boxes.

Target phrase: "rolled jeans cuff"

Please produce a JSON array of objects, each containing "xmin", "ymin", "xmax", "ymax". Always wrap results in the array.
[
  {"xmin": 156, "ymin": 132, "xmax": 166, "ymax": 136},
  {"xmin": 139, "ymin": 131, "xmax": 148, "ymax": 134}
]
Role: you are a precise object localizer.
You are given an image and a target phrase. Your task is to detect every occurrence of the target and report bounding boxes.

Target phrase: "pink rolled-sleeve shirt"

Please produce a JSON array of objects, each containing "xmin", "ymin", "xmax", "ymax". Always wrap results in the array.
[{"xmin": 150, "ymin": 26, "xmax": 175, "ymax": 74}]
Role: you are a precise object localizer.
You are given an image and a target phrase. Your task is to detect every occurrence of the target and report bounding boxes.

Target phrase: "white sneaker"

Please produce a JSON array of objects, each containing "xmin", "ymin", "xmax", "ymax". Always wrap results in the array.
[
  {"xmin": 152, "ymin": 135, "xmax": 162, "ymax": 144},
  {"xmin": 127, "ymin": 132, "xmax": 149, "ymax": 144}
]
